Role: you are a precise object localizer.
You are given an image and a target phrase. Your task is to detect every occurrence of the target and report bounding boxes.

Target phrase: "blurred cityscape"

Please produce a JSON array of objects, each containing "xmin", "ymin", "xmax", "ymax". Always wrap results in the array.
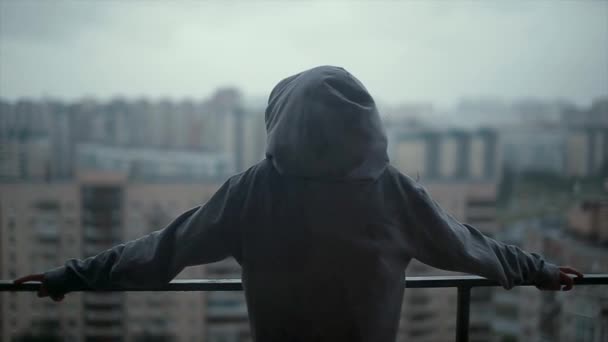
[{"xmin": 0, "ymin": 91, "xmax": 607, "ymax": 342}]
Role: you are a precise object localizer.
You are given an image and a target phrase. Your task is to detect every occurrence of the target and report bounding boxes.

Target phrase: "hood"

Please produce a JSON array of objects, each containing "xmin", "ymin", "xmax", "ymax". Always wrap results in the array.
[{"xmin": 265, "ymin": 66, "xmax": 389, "ymax": 181}]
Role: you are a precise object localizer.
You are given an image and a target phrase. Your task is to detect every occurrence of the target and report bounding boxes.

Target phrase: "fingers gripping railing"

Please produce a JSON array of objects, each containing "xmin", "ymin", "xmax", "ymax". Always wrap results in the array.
[{"xmin": 1, "ymin": 274, "xmax": 607, "ymax": 342}]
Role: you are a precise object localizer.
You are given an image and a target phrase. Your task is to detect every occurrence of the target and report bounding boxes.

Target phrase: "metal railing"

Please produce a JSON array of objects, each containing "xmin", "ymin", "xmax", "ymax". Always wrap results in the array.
[{"xmin": 2, "ymin": 274, "xmax": 607, "ymax": 342}]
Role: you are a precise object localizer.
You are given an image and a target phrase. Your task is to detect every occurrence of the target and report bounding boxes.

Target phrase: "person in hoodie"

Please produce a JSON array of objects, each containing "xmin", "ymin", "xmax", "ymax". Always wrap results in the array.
[{"xmin": 16, "ymin": 66, "xmax": 583, "ymax": 342}]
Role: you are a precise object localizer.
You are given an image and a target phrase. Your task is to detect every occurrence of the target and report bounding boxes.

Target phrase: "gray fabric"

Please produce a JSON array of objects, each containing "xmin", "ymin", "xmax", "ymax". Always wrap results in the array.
[
  {"xmin": 44, "ymin": 66, "xmax": 560, "ymax": 342},
  {"xmin": 265, "ymin": 66, "xmax": 388, "ymax": 180}
]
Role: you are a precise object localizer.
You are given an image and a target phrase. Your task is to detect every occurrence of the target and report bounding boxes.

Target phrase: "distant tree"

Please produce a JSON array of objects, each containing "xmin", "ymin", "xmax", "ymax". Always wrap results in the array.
[{"xmin": 520, "ymin": 169, "xmax": 566, "ymax": 188}]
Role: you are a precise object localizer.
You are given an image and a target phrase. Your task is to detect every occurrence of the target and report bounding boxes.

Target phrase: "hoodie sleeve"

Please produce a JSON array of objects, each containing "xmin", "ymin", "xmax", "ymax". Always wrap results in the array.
[
  {"xmin": 401, "ymin": 181, "xmax": 560, "ymax": 290},
  {"xmin": 43, "ymin": 176, "xmax": 243, "ymax": 297}
]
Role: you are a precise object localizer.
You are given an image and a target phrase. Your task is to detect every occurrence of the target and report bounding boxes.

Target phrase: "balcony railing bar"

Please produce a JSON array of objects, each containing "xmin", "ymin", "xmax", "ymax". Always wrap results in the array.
[
  {"xmin": 3, "ymin": 274, "xmax": 606, "ymax": 292},
  {"xmin": 1, "ymin": 274, "xmax": 606, "ymax": 342},
  {"xmin": 456, "ymin": 285, "xmax": 471, "ymax": 342}
]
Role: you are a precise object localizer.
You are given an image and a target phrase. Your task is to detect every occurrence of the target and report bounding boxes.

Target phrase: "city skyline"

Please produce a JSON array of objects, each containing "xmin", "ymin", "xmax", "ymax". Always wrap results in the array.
[{"xmin": 1, "ymin": 80, "xmax": 606, "ymax": 342}]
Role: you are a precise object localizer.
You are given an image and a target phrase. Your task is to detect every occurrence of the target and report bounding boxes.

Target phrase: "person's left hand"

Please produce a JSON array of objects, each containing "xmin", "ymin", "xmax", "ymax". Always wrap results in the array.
[
  {"xmin": 13, "ymin": 274, "xmax": 64, "ymax": 302},
  {"xmin": 557, "ymin": 266, "xmax": 584, "ymax": 291}
]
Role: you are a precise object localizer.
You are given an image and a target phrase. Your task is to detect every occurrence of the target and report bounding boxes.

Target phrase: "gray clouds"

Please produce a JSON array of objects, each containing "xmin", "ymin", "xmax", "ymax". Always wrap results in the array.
[{"xmin": 0, "ymin": 1, "xmax": 606, "ymax": 107}]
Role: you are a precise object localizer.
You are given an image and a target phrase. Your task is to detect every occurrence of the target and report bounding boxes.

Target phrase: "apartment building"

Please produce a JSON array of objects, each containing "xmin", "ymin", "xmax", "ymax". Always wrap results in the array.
[
  {"xmin": 395, "ymin": 181, "xmax": 499, "ymax": 342},
  {"xmin": 204, "ymin": 258, "xmax": 251, "ymax": 342},
  {"xmin": 519, "ymin": 220, "xmax": 608, "ymax": 342},
  {"xmin": 565, "ymin": 128, "xmax": 608, "ymax": 178},
  {"xmin": 0, "ymin": 173, "xmax": 223, "ymax": 342},
  {"xmin": 388, "ymin": 128, "xmax": 500, "ymax": 342},
  {"xmin": 390, "ymin": 128, "xmax": 500, "ymax": 183},
  {"xmin": 490, "ymin": 200, "xmax": 608, "ymax": 342}
]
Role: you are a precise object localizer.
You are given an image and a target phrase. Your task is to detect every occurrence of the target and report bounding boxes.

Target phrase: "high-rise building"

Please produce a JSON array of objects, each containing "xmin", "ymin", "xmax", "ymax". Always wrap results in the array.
[
  {"xmin": 74, "ymin": 143, "xmax": 232, "ymax": 181},
  {"xmin": 518, "ymin": 215, "xmax": 608, "ymax": 342},
  {"xmin": 1, "ymin": 183, "xmax": 83, "ymax": 341},
  {"xmin": 238, "ymin": 111, "xmax": 266, "ymax": 173},
  {"xmin": 390, "ymin": 128, "xmax": 499, "ymax": 183},
  {"xmin": 204, "ymin": 259, "xmax": 250, "ymax": 342},
  {"xmin": 396, "ymin": 182, "xmax": 499, "ymax": 342},
  {"xmin": 0, "ymin": 174, "xmax": 223, "ymax": 342},
  {"xmin": 488, "ymin": 199, "xmax": 608, "ymax": 342},
  {"xmin": 389, "ymin": 127, "xmax": 500, "ymax": 342},
  {"xmin": 565, "ymin": 128, "xmax": 608, "ymax": 177}
]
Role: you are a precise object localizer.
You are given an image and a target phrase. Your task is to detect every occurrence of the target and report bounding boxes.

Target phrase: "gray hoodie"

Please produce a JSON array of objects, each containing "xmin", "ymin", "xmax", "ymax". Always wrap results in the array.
[{"xmin": 44, "ymin": 66, "xmax": 560, "ymax": 342}]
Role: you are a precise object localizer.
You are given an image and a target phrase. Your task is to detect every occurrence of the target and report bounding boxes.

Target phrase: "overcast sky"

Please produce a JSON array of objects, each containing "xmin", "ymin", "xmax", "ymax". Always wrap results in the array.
[{"xmin": 0, "ymin": 1, "xmax": 606, "ymax": 107}]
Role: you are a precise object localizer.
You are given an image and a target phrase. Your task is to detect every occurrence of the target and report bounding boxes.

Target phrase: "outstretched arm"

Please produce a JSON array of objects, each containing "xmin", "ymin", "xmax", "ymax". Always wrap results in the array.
[
  {"xmin": 15, "ymin": 176, "xmax": 243, "ymax": 300},
  {"xmin": 400, "ymin": 178, "xmax": 582, "ymax": 290}
]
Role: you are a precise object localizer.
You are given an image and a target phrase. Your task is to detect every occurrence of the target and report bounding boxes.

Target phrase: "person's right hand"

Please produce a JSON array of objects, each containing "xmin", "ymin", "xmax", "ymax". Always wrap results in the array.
[
  {"xmin": 13, "ymin": 274, "xmax": 65, "ymax": 302},
  {"xmin": 537, "ymin": 266, "xmax": 584, "ymax": 291}
]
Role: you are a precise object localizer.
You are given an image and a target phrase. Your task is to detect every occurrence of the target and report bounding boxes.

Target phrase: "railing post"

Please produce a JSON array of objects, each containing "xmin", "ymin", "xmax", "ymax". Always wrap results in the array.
[{"xmin": 456, "ymin": 286, "xmax": 471, "ymax": 342}]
